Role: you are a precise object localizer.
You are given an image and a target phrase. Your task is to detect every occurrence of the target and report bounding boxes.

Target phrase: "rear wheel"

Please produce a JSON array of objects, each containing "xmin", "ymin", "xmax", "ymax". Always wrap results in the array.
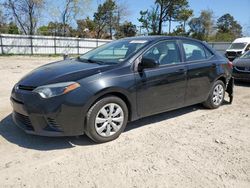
[
  {"xmin": 85, "ymin": 96, "xmax": 128, "ymax": 143},
  {"xmin": 203, "ymin": 80, "xmax": 225, "ymax": 109}
]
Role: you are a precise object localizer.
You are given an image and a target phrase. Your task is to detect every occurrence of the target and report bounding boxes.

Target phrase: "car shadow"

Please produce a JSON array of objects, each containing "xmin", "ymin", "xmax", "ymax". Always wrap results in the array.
[
  {"xmin": 125, "ymin": 104, "xmax": 202, "ymax": 132},
  {"xmin": 0, "ymin": 114, "xmax": 95, "ymax": 151},
  {"xmin": 0, "ymin": 104, "xmax": 204, "ymax": 151},
  {"xmin": 235, "ymin": 80, "xmax": 250, "ymax": 87}
]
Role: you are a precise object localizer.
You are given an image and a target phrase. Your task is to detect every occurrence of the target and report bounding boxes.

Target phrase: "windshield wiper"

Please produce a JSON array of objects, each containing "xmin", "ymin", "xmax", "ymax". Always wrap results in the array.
[
  {"xmin": 78, "ymin": 57, "xmax": 117, "ymax": 65},
  {"xmin": 87, "ymin": 59, "xmax": 106, "ymax": 65}
]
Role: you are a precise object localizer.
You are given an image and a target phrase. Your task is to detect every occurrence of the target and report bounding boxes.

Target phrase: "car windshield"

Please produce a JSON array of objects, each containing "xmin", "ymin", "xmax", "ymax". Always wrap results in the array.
[
  {"xmin": 228, "ymin": 43, "xmax": 247, "ymax": 50},
  {"xmin": 79, "ymin": 39, "xmax": 149, "ymax": 64},
  {"xmin": 240, "ymin": 51, "xmax": 250, "ymax": 59}
]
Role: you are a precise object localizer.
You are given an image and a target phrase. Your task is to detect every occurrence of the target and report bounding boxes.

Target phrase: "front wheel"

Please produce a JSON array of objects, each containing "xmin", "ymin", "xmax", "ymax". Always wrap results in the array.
[
  {"xmin": 85, "ymin": 96, "xmax": 128, "ymax": 143},
  {"xmin": 203, "ymin": 80, "xmax": 225, "ymax": 109}
]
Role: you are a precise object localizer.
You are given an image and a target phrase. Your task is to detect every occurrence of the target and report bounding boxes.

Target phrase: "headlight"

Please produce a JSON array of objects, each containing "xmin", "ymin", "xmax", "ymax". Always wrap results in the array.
[{"xmin": 33, "ymin": 82, "xmax": 80, "ymax": 99}]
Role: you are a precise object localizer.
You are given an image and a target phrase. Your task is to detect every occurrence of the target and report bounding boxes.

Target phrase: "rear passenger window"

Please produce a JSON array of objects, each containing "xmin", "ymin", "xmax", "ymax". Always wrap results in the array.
[
  {"xmin": 183, "ymin": 42, "xmax": 207, "ymax": 61},
  {"xmin": 204, "ymin": 47, "xmax": 214, "ymax": 59}
]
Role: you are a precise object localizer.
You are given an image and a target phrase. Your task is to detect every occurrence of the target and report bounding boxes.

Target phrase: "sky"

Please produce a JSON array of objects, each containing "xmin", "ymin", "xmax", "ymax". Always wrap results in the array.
[
  {"xmin": 1, "ymin": 0, "xmax": 250, "ymax": 35},
  {"xmin": 92, "ymin": 0, "xmax": 250, "ymax": 36}
]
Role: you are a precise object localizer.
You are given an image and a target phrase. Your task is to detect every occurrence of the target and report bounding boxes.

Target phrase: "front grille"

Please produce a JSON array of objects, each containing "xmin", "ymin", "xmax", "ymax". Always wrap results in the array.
[
  {"xmin": 11, "ymin": 97, "xmax": 24, "ymax": 104},
  {"xmin": 46, "ymin": 118, "xmax": 62, "ymax": 131},
  {"xmin": 226, "ymin": 51, "xmax": 242, "ymax": 60},
  {"xmin": 18, "ymin": 85, "xmax": 37, "ymax": 91},
  {"xmin": 227, "ymin": 51, "xmax": 236, "ymax": 57},
  {"xmin": 14, "ymin": 112, "xmax": 34, "ymax": 130}
]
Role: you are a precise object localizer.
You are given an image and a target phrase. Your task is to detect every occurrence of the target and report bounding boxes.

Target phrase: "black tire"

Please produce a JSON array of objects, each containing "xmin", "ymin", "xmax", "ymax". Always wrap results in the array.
[
  {"xmin": 203, "ymin": 80, "xmax": 225, "ymax": 109},
  {"xmin": 85, "ymin": 96, "xmax": 128, "ymax": 143}
]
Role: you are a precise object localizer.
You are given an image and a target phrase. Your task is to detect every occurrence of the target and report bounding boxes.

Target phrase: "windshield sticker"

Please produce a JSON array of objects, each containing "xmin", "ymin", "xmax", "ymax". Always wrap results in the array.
[{"xmin": 129, "ymin": 40, "xmax": 148, "ymax": 44}]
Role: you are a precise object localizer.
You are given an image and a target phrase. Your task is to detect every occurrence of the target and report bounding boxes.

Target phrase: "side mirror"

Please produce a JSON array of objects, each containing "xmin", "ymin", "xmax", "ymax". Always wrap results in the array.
[{"xmin": 138, "ymin": 57, "xmax": 159, "ymax": 71}]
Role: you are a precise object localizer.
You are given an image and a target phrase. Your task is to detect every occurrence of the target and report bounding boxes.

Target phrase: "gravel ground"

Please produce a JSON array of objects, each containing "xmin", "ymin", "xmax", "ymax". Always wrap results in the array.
[{"xmin": 0, "ymin": 56, "xmax": 249, "ymax": 188}]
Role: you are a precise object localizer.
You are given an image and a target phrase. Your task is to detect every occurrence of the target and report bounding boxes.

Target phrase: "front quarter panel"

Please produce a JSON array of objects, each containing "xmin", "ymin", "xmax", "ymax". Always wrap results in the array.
[{"xmin": 77, "ymin": 65, "xmax": 137, "ymax": 121}]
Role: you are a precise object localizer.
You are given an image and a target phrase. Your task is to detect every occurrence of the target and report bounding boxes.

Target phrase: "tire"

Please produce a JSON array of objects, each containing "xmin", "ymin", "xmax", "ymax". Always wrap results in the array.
[
  {"xmin": 85, "ymin": 96, "xmax": 128, "ymax": 143},
  {"xmin": 203, "ymin": 80, "xmax": 225, "ymax": 109}
]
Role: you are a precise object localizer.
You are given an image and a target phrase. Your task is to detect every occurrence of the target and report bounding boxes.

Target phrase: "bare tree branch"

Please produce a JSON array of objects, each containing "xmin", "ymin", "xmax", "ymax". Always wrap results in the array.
[{"xmin": 4, "ymin": 0, "xmax": 44, "ymax": 35}]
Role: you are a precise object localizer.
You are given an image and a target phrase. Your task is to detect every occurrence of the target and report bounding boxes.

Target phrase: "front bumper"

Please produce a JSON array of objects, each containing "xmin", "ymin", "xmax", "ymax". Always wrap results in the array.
[
  {"xmin": 233, "ymin": 67, "xmax": 250, "ymax": 81},
  {"xmin": 11, "ymin": 85, "xmax": 92, "ymax": 137}
]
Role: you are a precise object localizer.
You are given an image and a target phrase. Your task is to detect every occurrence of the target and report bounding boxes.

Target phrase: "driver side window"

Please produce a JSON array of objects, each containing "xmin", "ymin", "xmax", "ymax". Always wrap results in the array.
[{"xmin": 143, "ymin": 41, "xmax": 181, "ymax": 65}]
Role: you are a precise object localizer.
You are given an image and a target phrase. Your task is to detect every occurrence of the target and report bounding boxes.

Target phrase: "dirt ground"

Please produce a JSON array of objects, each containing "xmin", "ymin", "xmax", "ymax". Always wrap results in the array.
[{"xmin": 0, "ymin": 56, "xmax": 249, "ymax": 188}]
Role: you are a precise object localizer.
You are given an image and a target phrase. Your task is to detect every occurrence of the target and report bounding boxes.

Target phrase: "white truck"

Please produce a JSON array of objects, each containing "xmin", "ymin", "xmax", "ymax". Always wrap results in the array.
[{"xmin": 226, "ymin": 37, "xmax": 250, "ymax": 61}]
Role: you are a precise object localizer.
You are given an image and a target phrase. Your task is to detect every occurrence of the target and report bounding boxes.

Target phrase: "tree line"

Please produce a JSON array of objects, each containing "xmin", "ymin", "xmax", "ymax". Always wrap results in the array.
[{"xmin": 0, "ymin": 0, "xmax": 244, "ymax": 41}]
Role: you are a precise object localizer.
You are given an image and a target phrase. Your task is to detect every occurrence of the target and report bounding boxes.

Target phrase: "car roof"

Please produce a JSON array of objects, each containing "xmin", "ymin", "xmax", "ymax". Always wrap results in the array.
[
  {"xmin": 233, "ymin": 37, "xmax": 250, "ymax": 43},
  {"xmin": 121, "ymin": 35, "xmax": 204, "ymax": 43}
]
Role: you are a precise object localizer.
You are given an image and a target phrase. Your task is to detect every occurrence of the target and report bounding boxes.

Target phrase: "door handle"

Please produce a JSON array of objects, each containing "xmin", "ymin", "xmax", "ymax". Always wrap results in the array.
[
  {"xmin": 176, "ymin": 68, "xmax": 184, "ymax": 72},
  {"xmin": 176, "ymin": 68, "xmax": 187, "ymax": 74}
]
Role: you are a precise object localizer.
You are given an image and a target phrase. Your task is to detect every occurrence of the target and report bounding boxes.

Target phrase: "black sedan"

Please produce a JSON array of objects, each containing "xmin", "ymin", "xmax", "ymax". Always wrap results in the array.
[
  {"xmin": 233, "ymin": 50, "xmax": 250, "ymax": 81},
  {"xmin": 11, "ymin": 36, "xmax": 233, "ymax": 143}
]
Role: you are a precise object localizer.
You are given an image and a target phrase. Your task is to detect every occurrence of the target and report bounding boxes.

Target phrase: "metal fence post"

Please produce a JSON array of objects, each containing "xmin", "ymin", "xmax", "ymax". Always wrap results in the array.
[
  {"xmin": 0, "ymin": 34, "xmax": 4, "ymax": 55},
  {"xmin": 30, "ymin": 36, "xmax": 33, "ymax": 55},
  {"xmin": 96, "ymin": 38, "xmax": 98, "ymax": 47},
  {"xmin": 77, "ymin": 38, "xmax": 80, "ymax": 55},
  {"xmin": 54, "ymin": 37, "xmax": 57, "ymax": 55}
]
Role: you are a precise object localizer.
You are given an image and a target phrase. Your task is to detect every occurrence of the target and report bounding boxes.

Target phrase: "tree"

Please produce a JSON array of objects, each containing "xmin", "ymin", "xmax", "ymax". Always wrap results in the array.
[
  {"xmin": 93, "ymin": 0, "xmax": 117, "ymax": 39},
  {"xmin": 176, "ymin": 8, "xmax": 193, "ymax": 33},
  {"xmin": 155, "ymin": 0, "xmax": 189, "ymax": 34},
  {"xmin": 61, "ymin": 0, "xmax": 90, "ymax": 36},
  {"xmin": 171, "ymin": 25, "xmax": 187, "ymax": 36},
  {"xmin": 201, "ymin": 10, "xmax": 215, "ymax": 39},
  {"xmin": 115, "ymin": 21, "xmax": 137, "ymax": 39},
  {"xmin": 213, "ymin": 32, "xmax": 236, "ymax": 42},
  {"xmin": 154, "ymin": 0, "xmax": 167, "ymax": 34},
  {"xmin": 76, "ymin": 17, "xmax": 96, "ymax": 38},
  {"xmin": 8, "ymin": 22, "xmax": 19, "ymax": 34},
  {"xmin": 188, "ymin": 10, "xmax": 215, "ymax": 40},
  {"xmin": 37, "ymin": 25, "xmax": 49, "ymax": 35},
  {"xmin": 138, "ymin": 7, "xmax": 159, "ymax": 35},
  {"xmin": 0, "ymin": 7, "xmax": 19, "ymax": 34},
  {"xmin": 217, "ymin": 14, "xmax": 235, "ymax": 33},
  {"xmin": 188, "ymin": 17, "xmax": 204, "ymax": 40},
  {"xmin": 50, "ymin": 0, "xmax": 91, "ymax": 37},
  {"xmin": 0, "ymin": 7, "xmax": 5, "ymax": 25},
  {"xmin": 216, "ymin": 13, "xmax": 242, "ymax": 40},
  {"xmin": 166, "ymin": 0, "xmax": 189, "ymax": 33},
  {"xmin": 115, "ymin": 1, "xmax": 131, "ymax": 28},
  {"xmin": 37, "ymin": 22, "xmax": 75, "ymax": 36},
  {"xmin": 4, "ymin": 0, "xmax": 44, "ymax": 35},
  {"xmin": 0, "ymin": 7, "xmax": 8, "ymax": 33}
]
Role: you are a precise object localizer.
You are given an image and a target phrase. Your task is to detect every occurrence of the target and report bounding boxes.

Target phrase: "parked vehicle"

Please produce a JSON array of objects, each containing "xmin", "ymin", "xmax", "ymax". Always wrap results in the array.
[
  {"xmin": 11, "ymin": 36, "xmax": 234, "ymax": 143},
  {"xmin": 233, "ymin": 50, "xmax": 250, "ymax": 81},
  {"xmin": 226, "ymin": 37, "xmax": 250, "ymax": 61}
]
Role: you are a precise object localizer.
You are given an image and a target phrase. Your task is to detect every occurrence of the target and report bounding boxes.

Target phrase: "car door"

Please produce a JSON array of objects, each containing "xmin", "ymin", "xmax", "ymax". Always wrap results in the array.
[
  {"xmin": 135, "ymin": 40, "xmax": 187, "ymax": 118},
  {"xmin": 180, "ymin": 40, "xmax": 217, "ymax": 106}
]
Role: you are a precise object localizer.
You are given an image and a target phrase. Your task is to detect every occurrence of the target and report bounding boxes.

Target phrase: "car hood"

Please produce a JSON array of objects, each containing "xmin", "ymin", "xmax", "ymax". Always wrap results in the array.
[
  {"xmin": 18, "ymin": 59, "xmax": 112, "ymax": 86},
  {"xmin": 233, "ymin": 58, "xmax": 250, "ymax": 67}
]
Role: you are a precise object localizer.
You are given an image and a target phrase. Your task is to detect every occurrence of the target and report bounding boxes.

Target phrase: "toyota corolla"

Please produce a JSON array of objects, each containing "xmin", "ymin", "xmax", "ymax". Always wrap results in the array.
[{"xmin": 11, "ymin": 36, "xmax": 234, "ymax": 143}]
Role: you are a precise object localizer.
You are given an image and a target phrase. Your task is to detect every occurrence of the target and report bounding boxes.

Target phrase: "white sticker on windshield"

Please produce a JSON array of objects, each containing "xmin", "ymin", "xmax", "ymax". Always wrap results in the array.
[{"xmin": 129, "ymin": 40, "xmax": 148, "ymax": 44}]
